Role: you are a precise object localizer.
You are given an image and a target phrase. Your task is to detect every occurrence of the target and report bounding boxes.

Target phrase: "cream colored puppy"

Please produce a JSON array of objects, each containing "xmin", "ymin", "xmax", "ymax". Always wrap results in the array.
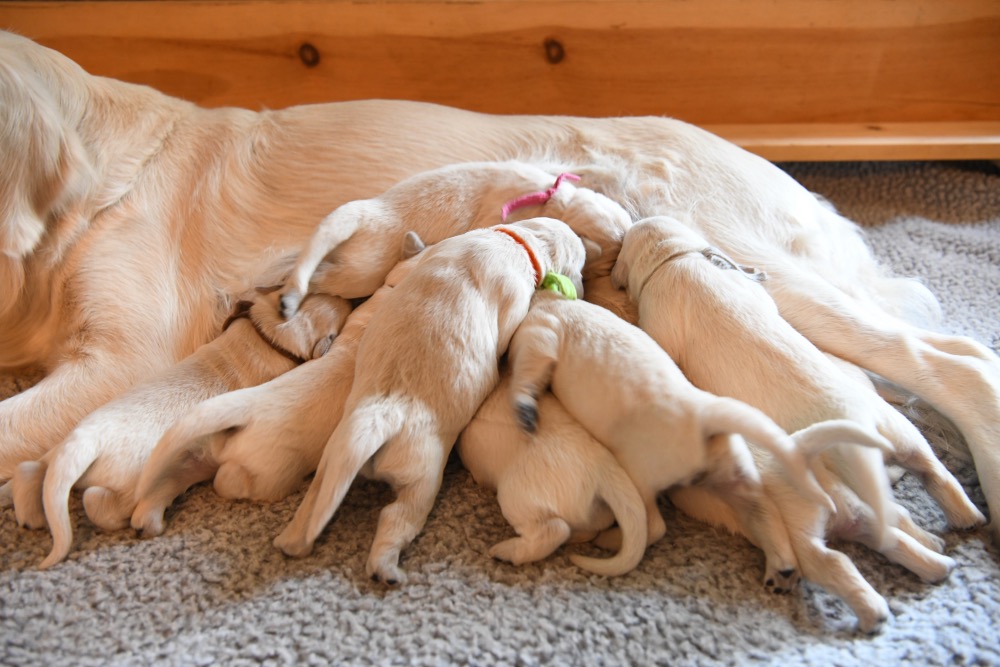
[
  {"xmin": 274, "ymin": 218, "xmax": 595, "ymax": 584},
  {"xmin": 506, "ymin": 291, "xmax": 833, "ymax": 560},
  {"xmin": 131, "ymin": 236, "xmax": 426, "ymax": 536},
  {"xmin": 459, "ymin": 370, "xmax": 647, "ymax": 576},
  {"xmin": 612, "ymin": 216, "xmax": 985, "ymax": 631},
  {"xmin": 7, "ymin": 288, "xmax": 351, "ymax": 569},
  {"xmin": 279, "ymin": 161, "xmax": 630, "ymax": 316}
]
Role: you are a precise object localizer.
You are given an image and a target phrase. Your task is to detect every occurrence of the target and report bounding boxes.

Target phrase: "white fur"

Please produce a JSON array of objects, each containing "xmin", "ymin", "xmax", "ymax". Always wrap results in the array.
[
  {"xmin": 505, "ymin": 291, "xmax": 833, "ymax": 564},
  {"xmin": 7, "ymin": 289, "xmax": 350, "ymax": 568},
  {"xmin": 130, "ymin": 238, "xmax": 427, "ymax": 536},
  {"xmin": 3, "ymin": 30, "xmax": 999, "ymax": 546},
  {"xmin": 612, "ymin": 216, "xmax": 985, "ymax": 631},
  {"xmin": 273, "ymin": 218, "xmax": 593, "ymax": 584},
  {"xmin": 459, "ymin": 371, "xmax": 647, "ymax": 576}
]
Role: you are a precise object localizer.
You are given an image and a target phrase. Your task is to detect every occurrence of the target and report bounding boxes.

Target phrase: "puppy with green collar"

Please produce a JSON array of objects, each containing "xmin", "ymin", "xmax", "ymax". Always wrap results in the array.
[{"xmin": 274, "ymin": 217, "xmax": 598, "ymax": 585}]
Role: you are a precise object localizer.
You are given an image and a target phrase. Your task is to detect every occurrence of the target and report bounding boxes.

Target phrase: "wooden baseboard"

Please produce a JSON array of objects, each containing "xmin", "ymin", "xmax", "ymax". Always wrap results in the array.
[
  {"xmin": 2, "ymin": 0, "xmax": 998, "ymax": 160},
  {"xmin": 709, "ymin": 123, "xmax": 1000, "ymax": 161}
]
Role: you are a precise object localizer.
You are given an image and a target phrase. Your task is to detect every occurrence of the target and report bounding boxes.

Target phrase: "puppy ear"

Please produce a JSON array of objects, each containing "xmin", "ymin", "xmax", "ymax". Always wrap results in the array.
[
  {"xmin": 401, "ymin": 231, "xmax": 426, "ymax": 259},
  {"xmin": 311, "ymin": 333, "xmax": 336, "ymax": 359}
]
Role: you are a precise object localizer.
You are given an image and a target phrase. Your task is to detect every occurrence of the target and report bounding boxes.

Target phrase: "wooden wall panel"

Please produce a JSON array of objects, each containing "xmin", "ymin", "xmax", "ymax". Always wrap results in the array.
[{"xmin": 2, "ymin": 1, "xmax": 999, "ymax": 159}]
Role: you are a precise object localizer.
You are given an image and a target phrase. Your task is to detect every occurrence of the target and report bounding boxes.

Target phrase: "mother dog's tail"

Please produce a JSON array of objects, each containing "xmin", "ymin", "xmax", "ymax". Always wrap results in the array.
[{"xmin": 569, "ymin": 452, "xmax": 648, "ymax": 576}]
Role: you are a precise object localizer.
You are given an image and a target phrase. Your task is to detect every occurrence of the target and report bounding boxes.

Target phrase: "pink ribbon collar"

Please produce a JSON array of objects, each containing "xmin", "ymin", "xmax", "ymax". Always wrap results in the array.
[{"xmin": 500, "ymin": 172, "xmax": 581, "ymax": 221}]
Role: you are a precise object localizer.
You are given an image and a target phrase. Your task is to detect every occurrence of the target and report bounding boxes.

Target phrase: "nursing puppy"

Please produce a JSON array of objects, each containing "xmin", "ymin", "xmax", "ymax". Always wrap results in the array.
[
  {"xmin": 7, "ymin": 288, "xmax": 351, "ymax": 569},
  {"xmin": 3, "ymin": 32, "xmax": 1000, "ymax": 544},
  {"xmin": 279, "ymin": 161, "xmax": 630, "ymax": 316},
  {"xmin": 274, "ymin": 218, "xmax": 595, "ymax": 584},
  {"xmin": 613, "ymin": 216, "xmax": 985, "ymax": 630},
  {"xmin": 459, "ymin": 370, "xmax": 647, "ymax": 576},
  {"xmin": 506, "ymin": 291, "xmax": 833, "ymax": 562},
  {"xmin": 131, "ymin": 236, "xmax": 426, "ymax": 536}
]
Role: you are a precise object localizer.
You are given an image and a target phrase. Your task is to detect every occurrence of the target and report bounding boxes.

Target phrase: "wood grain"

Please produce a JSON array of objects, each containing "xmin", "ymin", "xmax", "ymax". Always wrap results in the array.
[{"xmin": 2, "ymin": 0, "xmax": 998, "ymax": 159}]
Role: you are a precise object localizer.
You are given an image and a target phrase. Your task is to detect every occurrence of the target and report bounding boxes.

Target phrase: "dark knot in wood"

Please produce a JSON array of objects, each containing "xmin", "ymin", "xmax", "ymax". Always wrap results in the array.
[
  {"xmin": 298, "ymin": 42, "xmax": 321, "ymax": 68},
  {"xmin": 543, "ymin": 38, "xmax": 565, "ymax": 65}
]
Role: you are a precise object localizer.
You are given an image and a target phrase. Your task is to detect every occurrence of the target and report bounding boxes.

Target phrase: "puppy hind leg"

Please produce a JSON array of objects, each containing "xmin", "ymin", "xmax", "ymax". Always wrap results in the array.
[
  {"xmin": 365, "ymin": 439, "xmax": 448, "ymax": 585},
  {"xmin": 489, "ymin": 518, "xmax": 572, "ymax": 566},
  {"xmin": 882, "ymin": 417, "xmax": 986, "ymax": 530},
  {"xmin": 130, "ymin": 453, "xmax": 218, "ymax": 537},
  {"xmin": 11, "ymin": 460, "xmax": 48, "ymax": 529},
  {"xmin": 275, "ymin": 407, "xmax": 397, "ymax": 558},
  {"xmin": 791, "ymin": 535, "xmax": 891, "ymax": 634},
  {"xmin": 844, "ymin": 502, "xmax": 955, "ymax": 583},
  {"xmin": 767, "ymin": 269, "xmax": 1000, "ymax": 541}
]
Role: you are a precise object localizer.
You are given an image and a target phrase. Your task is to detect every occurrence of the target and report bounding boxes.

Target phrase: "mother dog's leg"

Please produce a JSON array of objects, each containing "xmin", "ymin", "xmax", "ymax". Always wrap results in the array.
[
  {"xmin": 765, "ymin": 267, "xmax": 1000, "ymax": 540},
  {"xmin": 0, "ymin": 351, "xmax": 154, "ymax": 479}
]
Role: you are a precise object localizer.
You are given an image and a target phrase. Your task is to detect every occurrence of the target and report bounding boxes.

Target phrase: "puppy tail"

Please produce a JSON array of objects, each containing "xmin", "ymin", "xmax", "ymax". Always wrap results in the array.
[
  {"xmin": 792, "ymin": 419, "xmax": 898, "ymax": 548},
  {"xmin": 569, "ymin": 456, "xmax": 648, "ymax": 577},
  {"xmin": 135, "ymin": 392, "xmax": 254, "ymax": 501},
  {"xmin": 281, "ymin": 206, "xmax": 363, "ymax": 317},
  {"xmin": 791, "ymin": 420, "xmax": 896, "ymax": 459},
  {"xmin": 701, "ymin": 398, "xmax": 835, "ymax": 514},
  {"xmin": 275, "ymin": 397, "xmax": 407, "ymax": 557},
  {"xmin": 38, "ymin": 433, "xmax": 100, "ymax": 569}
]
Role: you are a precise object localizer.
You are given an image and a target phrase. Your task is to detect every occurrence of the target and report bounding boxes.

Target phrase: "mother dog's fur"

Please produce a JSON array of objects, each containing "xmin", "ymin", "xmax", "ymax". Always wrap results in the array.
[{"xmin": 2, "ymin": 31, "xmax": 999, "ymax": 543}]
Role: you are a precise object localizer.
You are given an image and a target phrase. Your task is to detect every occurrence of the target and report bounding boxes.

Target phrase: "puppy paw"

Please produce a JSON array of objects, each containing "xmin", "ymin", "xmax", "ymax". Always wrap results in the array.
[
  {"xmin": 366, "ymin": 559, "xmax": 406, "ymax": 586},
  {"xmin": 214, "ymin": 463, "xmax": 255, "ymax": 500},
  {"xmin": 764, "ymin": 568, "xmax": 799, "ymax": 594},
  {"xmin": 855, "ymin": 598, "xmax": 892, "ymax": 635},
  {"xmin": 12, "ymin": 461, "xmax": 47, "ymax": 530},
  {"xmin": 130, "ymin": 502, "xmax": 166, "ymax": 537},
  {"xmin": 0, "ymin": 481, "xmax": 12, "ymax": 508},
  {"xmin": 273, "ymin": 527, "xmax": 315, "ymax": 558},
  {"xmin": 594, "ymin": 527, "xmax": 623, "ymax": 552}
]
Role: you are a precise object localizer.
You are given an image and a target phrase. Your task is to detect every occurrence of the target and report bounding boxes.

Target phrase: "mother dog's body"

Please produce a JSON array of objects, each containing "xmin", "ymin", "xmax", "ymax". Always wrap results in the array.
[{"xmin": 2, "ymin": 31, "xmax": 999, "ymax": 541}]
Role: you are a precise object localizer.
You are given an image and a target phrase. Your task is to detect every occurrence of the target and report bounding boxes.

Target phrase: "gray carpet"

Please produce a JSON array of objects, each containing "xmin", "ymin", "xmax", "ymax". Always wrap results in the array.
[{"xmin": 2, "ymin": 160, "xmax": 999, "ymax": 666}]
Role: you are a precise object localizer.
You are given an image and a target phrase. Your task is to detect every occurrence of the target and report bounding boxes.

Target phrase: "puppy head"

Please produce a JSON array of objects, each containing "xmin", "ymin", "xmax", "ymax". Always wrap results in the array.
[
  {"xmin": 611, "ymin": 216, "xmax": 703, "ymax": 296},
  {"xmin": 0, "ymin": 47, "xmax": 94, "ymax": 315},
  {"xmin": 549, "ymin": 185, "xmax": 632, "ymax": 279},
  {"xmin": 251, "ymin": 291, "xmax": 353, "ymax": 360},
  {"xmin": 508, "ymin": 217, "xmax": 589, "ymax": 296}
]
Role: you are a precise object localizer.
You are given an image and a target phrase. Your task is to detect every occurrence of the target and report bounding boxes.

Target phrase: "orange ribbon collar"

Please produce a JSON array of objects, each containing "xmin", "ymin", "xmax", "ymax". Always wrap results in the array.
[{"xmin": 494, "ymin": 227, "xmax": 542, "ymax": 287}]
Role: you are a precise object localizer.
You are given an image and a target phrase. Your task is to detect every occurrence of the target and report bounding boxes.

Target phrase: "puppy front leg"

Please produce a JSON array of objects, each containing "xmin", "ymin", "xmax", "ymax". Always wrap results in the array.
[{"xmin": 507, "ymin": 324, "xmax": 560, "ymax": 434}]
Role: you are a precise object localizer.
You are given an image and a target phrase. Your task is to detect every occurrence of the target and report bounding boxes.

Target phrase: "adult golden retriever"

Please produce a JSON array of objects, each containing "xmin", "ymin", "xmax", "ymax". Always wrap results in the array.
[{"xmin": 1, "ymin": 30, "xmax": 998, "ymax": 542}]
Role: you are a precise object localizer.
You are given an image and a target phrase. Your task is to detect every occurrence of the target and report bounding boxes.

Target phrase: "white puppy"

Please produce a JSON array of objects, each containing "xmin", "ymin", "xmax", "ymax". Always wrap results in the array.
[
  {"xmin": 274, "ymin": 218, "xmax": 595, "ymax": 584},
  {"xmin": 4, "ymin": 32, "xmax": 999, "ymax": 545},
  {"xmin": 612, "ymin": 216, "xmax": 985, "ymax": 631},
  {"xmin": 279, "ymin": 161, "xmax": 630, "ymax": 316},
  {"xmin": 6, "ymin": 288, "xmax": 351, "ymax": 569},
  {"xmin": 131, "ymin": 236, "xmax": 427, "ymax": 536},
  {"xmin": 506, "ymin": 291, "xmax": 833, "ymax": 564},
  {"xmin": 459, "ymin": 370, "xmax": 647, "ymax": 576}
]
